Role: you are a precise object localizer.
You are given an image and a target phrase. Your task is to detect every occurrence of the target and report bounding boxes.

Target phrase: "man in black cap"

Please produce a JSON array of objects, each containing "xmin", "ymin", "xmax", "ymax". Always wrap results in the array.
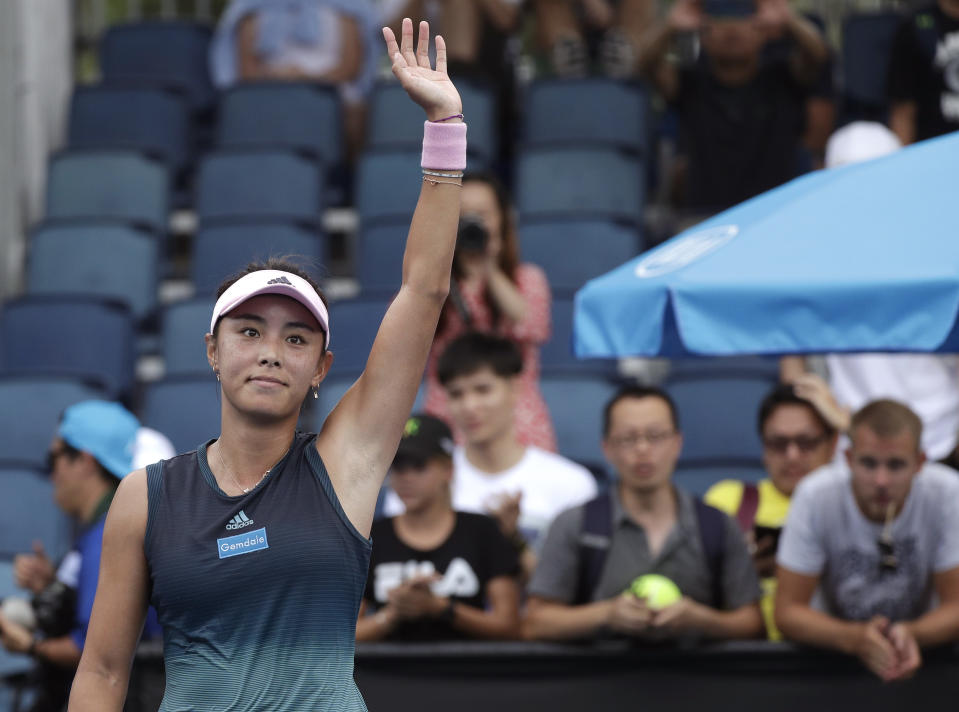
[{"xmin": 355, "ymin": 414, "xmax": 521, "ymax": 641}]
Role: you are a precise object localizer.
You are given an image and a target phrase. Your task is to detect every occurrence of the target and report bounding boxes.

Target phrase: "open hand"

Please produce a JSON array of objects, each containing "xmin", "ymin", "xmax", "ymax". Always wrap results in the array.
[{"xmin": 382, "ymin": 19, "xmax": 463, "ymax": 122}]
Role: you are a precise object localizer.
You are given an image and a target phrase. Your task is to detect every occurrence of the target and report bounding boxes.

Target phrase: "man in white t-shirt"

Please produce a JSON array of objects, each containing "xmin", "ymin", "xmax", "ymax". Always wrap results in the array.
[
  {"xmin": 776, "ymin": 399, "xmax": 959, "ymax": 682},
  {"xmin": 385, "ymin": 333, "xmax": 596, "ymax": 572}
]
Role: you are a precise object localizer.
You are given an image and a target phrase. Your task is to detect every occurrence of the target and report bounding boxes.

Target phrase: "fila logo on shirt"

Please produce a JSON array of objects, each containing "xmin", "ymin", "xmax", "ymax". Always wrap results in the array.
[
  {"xmin": 373, "ymin": 558, "xmax": 479, "ymax": 603},
  {"xmin": 226, "ymin": 510, "xmax": 255, "ymax": 530}
]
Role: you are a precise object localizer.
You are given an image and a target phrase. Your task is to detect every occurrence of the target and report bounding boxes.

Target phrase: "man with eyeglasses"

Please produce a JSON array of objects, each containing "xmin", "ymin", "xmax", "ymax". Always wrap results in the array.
[
  {"xmin": 0, "ymin": 400, "xmax": 161, "ymax": 712},
  {"xmin": 704, "ymin": 380, "xmax": 840, "ymax": 638},
  {"xmin": 523, "ymin": 386, "xmax": 763, "ymax": 642},
  {"xmin": 775, "ymin": 399, "xmax": 959, "ymax": 681}
]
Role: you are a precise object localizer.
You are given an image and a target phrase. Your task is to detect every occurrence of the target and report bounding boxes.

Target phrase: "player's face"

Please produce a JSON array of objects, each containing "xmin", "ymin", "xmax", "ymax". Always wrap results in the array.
[
  {"xmin": 602, "ymin": 397, "xmax": 682, "ymax": 495},
  {"xmin": 207, "ymin": 294, "xmax": 331, "ymax": 422},
  {"xmin": 762, "ymin": 404, "xmax": 836, "ymax": 496},
  {"xmin": 847, "ymin": 425, "xmax": 925, "ymax": 522},
  {"xmin": 390, "ymin": 458, "xmax": 453, "ymax": 513},
  {"xmin": 443, "ymin": 367, "xmax": 517, "ymax": 447}
]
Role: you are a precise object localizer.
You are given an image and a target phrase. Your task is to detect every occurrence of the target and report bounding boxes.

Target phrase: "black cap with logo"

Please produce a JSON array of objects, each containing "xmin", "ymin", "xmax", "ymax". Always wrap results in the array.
[{"xmin": 393, "ymin": 414, "xmax": 455, "ymax": 470}]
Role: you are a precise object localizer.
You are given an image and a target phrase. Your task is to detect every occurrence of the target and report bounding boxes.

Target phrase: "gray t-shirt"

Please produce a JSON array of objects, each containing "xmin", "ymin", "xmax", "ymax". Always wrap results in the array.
[
  {"xmin": 778, "ymin": 462, "xmax": 959, "ymax": 621},
  {"xmin": 529, "ymin": 486, "xmax": 760, "ymax": 609}
]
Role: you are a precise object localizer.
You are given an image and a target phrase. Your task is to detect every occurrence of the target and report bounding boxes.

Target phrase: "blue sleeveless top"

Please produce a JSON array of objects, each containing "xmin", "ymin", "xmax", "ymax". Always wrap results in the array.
[{"xmin": 145, "ymin": 432, "xmax": 371, "ymax": 711}]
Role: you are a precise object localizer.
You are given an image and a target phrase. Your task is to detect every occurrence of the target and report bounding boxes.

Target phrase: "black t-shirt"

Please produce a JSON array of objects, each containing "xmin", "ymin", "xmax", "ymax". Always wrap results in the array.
[
  {"xmin": 675, "ymin": 57, "xmax": 809, "ymax": 213},
  {"xmin": 364, "ymin": 512, "xmax": 520, "ymax": 641},
  {"xmin": 887, "ymin": 3, "xmax": 959, "ymax": 141}
]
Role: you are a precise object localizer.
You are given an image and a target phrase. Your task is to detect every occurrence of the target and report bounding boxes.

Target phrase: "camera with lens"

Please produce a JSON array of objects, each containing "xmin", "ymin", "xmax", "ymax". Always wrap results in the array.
[
  {"xmin": 456, "ymin": 215, "xmax": 489, "ymax": 256},
  {"xmin": 32, "ymin": 581, "xmax": 77, "ymax": 637}
]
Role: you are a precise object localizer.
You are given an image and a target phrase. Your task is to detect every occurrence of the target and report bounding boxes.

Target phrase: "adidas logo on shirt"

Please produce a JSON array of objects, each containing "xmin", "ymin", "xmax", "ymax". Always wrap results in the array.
[{"xmin": 226, "ymin": 510, "xmax": 255, "ymax": 530}]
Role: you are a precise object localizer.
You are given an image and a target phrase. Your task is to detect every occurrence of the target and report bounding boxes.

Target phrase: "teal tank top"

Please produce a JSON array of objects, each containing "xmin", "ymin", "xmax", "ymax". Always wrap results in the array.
[{"xmin": 145, "ymin": 432, "xmax": 371, "ymax": 711}]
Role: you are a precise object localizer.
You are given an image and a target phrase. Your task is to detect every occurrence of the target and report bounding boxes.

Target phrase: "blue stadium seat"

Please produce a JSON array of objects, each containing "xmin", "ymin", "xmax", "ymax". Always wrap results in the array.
[
  {"xmin": 100, "ymin": 21, "xmax": 215, "ymax": 113},
  {"xmin": 309, "ymin": 372, "xmax": 426, "ymax": 431},
  {"xmin": 666, "ymin": 372, "xmax": 777, "ymax": 464},
  {"xmin": 540, "ymin": 370, "xmax": 619, "ymax": 470},
  {"xmin": 68, "ymin": 85, "xmax": 191, "ymax": 173},
  {"xmin": 541, "ymin": 297, "xmax": 617, "ymax": 374},
  {"xmin": 45, "ymin": 150, "xmax": 169, "ymax": 233},
  {"xmin": 355, "ymin": 149, "xmax": 422, "ymax": 224},
  {"xmin": 217, "ymin": 82, "xmax": 343, "ymax": 167},
  {"xmin": 842, "ymin": 11, "xmax": 904, "ymax": 110},
  {"xmin": 367, "ymin": 79, "xmax": 496, "ymax": 169},
  {"xmin": 0, "ymin": 296, "xmax": 136, "ymax": 398},
  {"xmin": 191, "ymin": 222, "xmax": 326, "ymax": 296},
  {"xmin": 27, "ymin": 222, "xmax": 160, "ymax": 322},
  {"xmin": 328, "ymin": 297, "xmax": 393, "ymax": 372},
  {"xmin": 161, "ymin": 298, "xmax": 216, "ymax": 377},
  {"xmin": 356, "ymin": 220, "xmax": 408, "ymax": 294},
  {"xmin": 520, "ymin": 218, "xmax": 642, "ymax": 292},
  {"xmin": 141, "ymin": 376, "xmax": 222, "ymax": 453},
  {"xmin": 0, "ymin": 466, "xmax": 71, "ymax": 560},
  {"xmin": 196, "ymin": 150, "xmax": 324, "ymax": 224},
  {"xmin": 674, "ymin": 463, "xmax": 767, "ymax": 497},
  {"xmin": 516, "ymin": 147, "xmax": 645, "ymax": 224},
  {"xmin": 0, "ymin": 376, "xmax": 107, "ymax": 470},
  {"xmin": 523, "ymin": 79, "xmax": 649, "ymax": 154},
  {"xmin": 668, "ymin": 356, "xmax": 782, "ymax": 380},
  {"xmin": 0, "ymin": 559, "xmax": 33, "ymax": 678}
]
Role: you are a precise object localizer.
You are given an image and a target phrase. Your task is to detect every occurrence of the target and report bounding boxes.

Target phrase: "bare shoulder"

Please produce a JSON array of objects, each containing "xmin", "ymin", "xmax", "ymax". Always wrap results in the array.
[{"xmin": 107, "ymin": 468, "xmax": 149, "ymax": 537}]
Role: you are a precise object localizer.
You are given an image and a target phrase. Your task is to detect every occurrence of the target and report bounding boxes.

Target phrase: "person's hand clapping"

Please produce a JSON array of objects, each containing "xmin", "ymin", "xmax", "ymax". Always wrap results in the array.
[
  {"xmin": 387, "ymin": 574, "xmax": 446, "ymax": 621},
  {"xmin": 487, "ymin": 492, "xmax": 522, "ymax": 541},
  {"xmin": 382, "ymin": 19, "xmax": 462, "ymax": 122},
  {"xmin": 755, "ymin": 0, "xmax": 793, "ymax": 38},
  {"xmin": 669, "ymin": 0, "xmax": 703, "ymax": 33},
  {"xmin": 14, "ymin": 541, "xmax": 55, "ymax": 595}
]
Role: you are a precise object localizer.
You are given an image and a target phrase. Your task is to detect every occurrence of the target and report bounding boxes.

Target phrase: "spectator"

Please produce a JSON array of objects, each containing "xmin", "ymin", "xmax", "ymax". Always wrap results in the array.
[
  {"xmin": 210, "ymin": 0, "xmax": 382, "ymax": 156},
  {"xmin": 0, "ymin": 401, "xmax": 160, "ymax": 712},
  {"xmin": 357, "ymin": 414, "xmax": 521, "ymax": 641},
  {"xmin": 638, "ymin": 0, "xmax": 829, "ymax": 215},
  {"xmin": 888, "ymin": 0, "xmax": 959, "ymax": 145},
  {"xmin": 532, "ymin": 0, "xmax": 656, "ymax": 78},
  {"xmin": 776, "ymin": 400, "xmax": 959, "ymax": 682},
  {"xmin": 424, "ymin": 172, "xmax": 557, "ymax": 452},
  {"xmin": 704, "ymin": 380, "xmax": 839, "ymax": 639},
  {"xmin": 387, "ymin": 334, "xmax": 596, "ymax": 573},
  {"xmin": 781, "ymin": 121, "xmax": 959, "ymax": 463},
  {"xmin": 523, "ymin": 386, "xmax": 763, "ymax": 642}
]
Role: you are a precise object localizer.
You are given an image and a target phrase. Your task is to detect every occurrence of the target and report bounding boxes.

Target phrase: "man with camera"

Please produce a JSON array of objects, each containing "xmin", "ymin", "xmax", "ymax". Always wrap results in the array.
[{"xmin": 0, "ymin": 400, "xmax": 159, "ymax": 711}]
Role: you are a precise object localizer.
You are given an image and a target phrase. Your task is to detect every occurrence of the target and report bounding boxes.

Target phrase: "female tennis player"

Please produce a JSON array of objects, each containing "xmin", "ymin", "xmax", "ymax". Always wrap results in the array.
[{"xmin": 68, "ymin": 18, "xmax": 464, "ymax": 711}]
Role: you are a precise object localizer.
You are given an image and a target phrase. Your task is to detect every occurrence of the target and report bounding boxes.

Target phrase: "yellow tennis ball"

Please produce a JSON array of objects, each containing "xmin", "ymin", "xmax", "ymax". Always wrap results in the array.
[{"xmin": 629, "ymin": 574, "xmax": 682, "ymax": 610}]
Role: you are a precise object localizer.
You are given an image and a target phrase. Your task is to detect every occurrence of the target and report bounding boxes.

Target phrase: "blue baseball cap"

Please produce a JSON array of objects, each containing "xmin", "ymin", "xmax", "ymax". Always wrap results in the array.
[
  {"xmin": 58, "ymin": 400, "xmax": 140, "ymax": 479},
  {"xmin": 704, "ymin": 0, "xmax": 755, "ymax": 17}
]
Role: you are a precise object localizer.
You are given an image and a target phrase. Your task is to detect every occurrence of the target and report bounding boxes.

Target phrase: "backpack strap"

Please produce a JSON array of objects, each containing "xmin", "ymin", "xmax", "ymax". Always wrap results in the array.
[
  {"xmin": 575, "ymin": 493, "xmax": 613, "ymax": 604},
  {"xmin": 735, "ymin": 482, "xmax": 760, "ymax": 533},
  {"xmin": 693, "ymin": 498, "xmax": 727, "ymax": 609}
]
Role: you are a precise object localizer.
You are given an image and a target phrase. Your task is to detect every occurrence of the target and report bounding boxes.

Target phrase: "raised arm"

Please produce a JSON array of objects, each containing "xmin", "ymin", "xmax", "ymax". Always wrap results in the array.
[
  {"xmin": 637, "ymin": 0, "xmax": 701, "ymax": 102},
  {"xmin": 318, "ymin": 19, "xmax": 464, "ymax": 536},
  {"xmin": 67, "ymin": 471, "xmax": 151, "ymax": 711}
]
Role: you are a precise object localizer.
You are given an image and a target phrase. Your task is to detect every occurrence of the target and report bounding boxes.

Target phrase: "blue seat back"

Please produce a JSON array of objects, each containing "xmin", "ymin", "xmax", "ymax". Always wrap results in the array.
[
  {"xmin": 161, "ymin": 299, "xmax": 216, "ymax": 377},
  {"xmin": 355, "ymin": 150, "xmax": 423, "ymax": 224},
  {"xmin": 191, "ymin": 221, "xmax": 326, "ymax": 295},
  {"xmin": 367, "ymin": 80, "xmax": 496, "ymax": 168},
  {"xmin": 674, "ymin": 463, "xmax": 767, "ymax": 497},
  {"xmin": 196, "ymin": 150, "xmax": 324, "ymax": 223},
  {"xmin": 0, "ymin": 375, "xmax": 107, "ymax": 470},
  {"xmin": 141, "ymin": 376, "xmax": 222, "ymax": 453},
  {"xmin": 0, "ymin": 466, "xmax": 72, "ymax": 560},
  {"xmin": 356, "ymin": 220, "xmax": 408, "ymax": 294},
  {"xmin": 523, "ymin": 79, "xmax": 649, "ymax": 154},
  {"xmin": 100, "ymin": 21, "xmax": 215, "ymax": 112},
  {"xmin": 539, "ymin": 370, "xmax": 619, "ymax": 469},
  {"xmin": 328, "ymin": 298, "xmax": 392, "ymax": 372},
  {"xmin": 46, "ymin": 150, "xmax": 169, "ymax": 232},
  {"xmin": 666, "ymin": 373, "xmax": 777, "ymax": 463},
  {"xmin": 541, "ymin": 297, "xmax": 617, "ymax": 374},
  {"xmin": 0, "ymin": 297, "xmax": 135, "ymax": 398},
  {"xmin": 516, "ymin": 147, "xmax": 645, "ymax": 224},
  {"xmin": 68, "ymin": 85, "xmax": 191, "ymax": 171},
  {"xmin": 309, "ymin": 373, "xmax": 425, "ymax": 431},
  {"xmin": 217, "ymin": 82, "xmax": 343, "ymax": 166},
  {"xmin": 27, "ymin": 222, "xmax": 160, "ymax": 321},
  {"xmin": 520, "ymin": 218, "xmax": 642, "ymax": 292}
]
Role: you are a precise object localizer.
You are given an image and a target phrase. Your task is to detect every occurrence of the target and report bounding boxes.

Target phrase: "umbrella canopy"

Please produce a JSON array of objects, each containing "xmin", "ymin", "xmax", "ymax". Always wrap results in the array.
[{"xmin": 574, "ymin": 131, "xmax": 959, "ymax": 358}]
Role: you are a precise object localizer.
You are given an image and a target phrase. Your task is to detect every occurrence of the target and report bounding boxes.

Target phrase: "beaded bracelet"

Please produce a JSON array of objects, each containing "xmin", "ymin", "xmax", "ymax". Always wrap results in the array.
[{"xmin": 422, "ymin": 169, "xmax": 464, "ymax": 178}]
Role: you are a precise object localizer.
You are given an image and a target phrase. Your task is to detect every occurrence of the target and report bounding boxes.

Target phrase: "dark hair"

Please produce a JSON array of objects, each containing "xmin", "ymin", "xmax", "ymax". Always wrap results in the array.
[
  {"xmin": 757, "ymin": 384, "xmax": 836, "ymax": 437},
  {"xmin": 59, "ymin": 441, "xmax": 119, "ymax": 486},
  {"xmin": 211, "ymin": 256, "xmax": 328, "ymax": 347},
  {"xmin": 850, "ymin": 399, "xmax": 923, "ymax": 452},
  {"xmin": 439, "ymin": 172, "xmax": 520, "ymax": 334},
  {"xmin": 602, "ymin": 386, "xmax": 680, "ymax": 437},
  {"xmin": 436, "ymin": 332, "xmax": 523, "ymax": 386}
]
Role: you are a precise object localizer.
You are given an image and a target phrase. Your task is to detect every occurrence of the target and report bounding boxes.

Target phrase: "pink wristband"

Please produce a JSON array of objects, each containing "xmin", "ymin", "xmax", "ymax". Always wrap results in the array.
[{"xmin": 421, "ymin": 120, "xmax": 467, "ymax": 171}]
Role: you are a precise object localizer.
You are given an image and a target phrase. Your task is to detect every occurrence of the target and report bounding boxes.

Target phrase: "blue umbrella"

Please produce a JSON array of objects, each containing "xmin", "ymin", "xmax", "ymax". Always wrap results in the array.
[{"xmin": 574, "ymin": 131, "xmax": 959, "ymax": 358}]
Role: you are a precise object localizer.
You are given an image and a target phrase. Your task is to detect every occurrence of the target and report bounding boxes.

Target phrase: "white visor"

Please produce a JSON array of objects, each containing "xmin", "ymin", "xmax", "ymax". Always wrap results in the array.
[{"xmin": 210, "ymin": 270, "xmax": 331, "ymax": 350}]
